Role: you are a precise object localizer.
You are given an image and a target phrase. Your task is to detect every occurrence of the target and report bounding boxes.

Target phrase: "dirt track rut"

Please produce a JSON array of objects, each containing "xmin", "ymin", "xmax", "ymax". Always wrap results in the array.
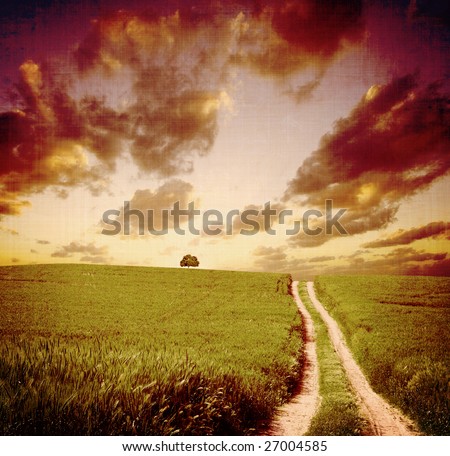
[
  {"xmin": 306, "ymin": 281, "xmax": 419, "ymax": 436},
  {"xmin": 268, "ymin": 281, "xmax": 320, "ymax": 435}
]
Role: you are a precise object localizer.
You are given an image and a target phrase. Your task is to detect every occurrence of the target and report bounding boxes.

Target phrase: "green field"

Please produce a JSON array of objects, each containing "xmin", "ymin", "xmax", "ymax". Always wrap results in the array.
[
  {"xmin": 314, "ymin": 275, "xmax": 450, "ymax": 435},
  {"xmin": 0, "ymin": 264, "xmax": 302, "ymax": 435}
]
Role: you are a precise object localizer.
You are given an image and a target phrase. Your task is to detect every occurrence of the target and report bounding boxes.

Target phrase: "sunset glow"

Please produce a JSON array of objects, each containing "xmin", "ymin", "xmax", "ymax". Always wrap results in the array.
[{"xmin": 1, "ymin": 0, "xmax": 449, "ymax": 278}]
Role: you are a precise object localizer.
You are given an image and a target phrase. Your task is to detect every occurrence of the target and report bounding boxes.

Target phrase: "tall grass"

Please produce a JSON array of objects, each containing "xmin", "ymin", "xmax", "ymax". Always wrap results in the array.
[
  {"xmin": 0, "ymin": 338, "xmax": 276, "ymax": 435},
  {"xmin": 314, "ymin": 275, "xmax": 450, "ymax": 435},
  {"xmin": 0, "ymin": 264, "xmax": 303, "ymax": 435}
]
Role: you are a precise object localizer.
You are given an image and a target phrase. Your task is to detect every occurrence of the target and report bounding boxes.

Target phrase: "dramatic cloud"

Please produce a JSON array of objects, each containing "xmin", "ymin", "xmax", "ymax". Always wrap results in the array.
[
  {"xmin": 363, "ymin": 221, "xmax": 450, "ymax": 248},
  {"xmin": 266, "ymin": 0, "xmax": 363, "ymax": 56},
  {"xmin": 0, "ymin": 11, "xmax": 228, "ymax": 217},
  {"xmin": 232, "ymin": 0, "xmax": 364, "ymax": 76},
  {"xmin": 74, "ymin": 2, "xmax": 364, "ymax": 173},
  {"xmin": 0, "ymin": 1, "xmax": 366, "ymax": 219},
  {"xmin": 285, "ymin": 74, "xmax": 450, "ymax": 247},
  {"xmin": 0, "ymin": 61, "xmax": 111, "ymax": 216},
  {"xmin": 51, "ymin": 241, "xmax": 108, "ymax": 258},
  {"xmin": 36, "ymin": 239, "xmax": 50, "ymax": 245},
  {"xmin": 75, "ymin": 9, "xmax": 234, "ymax": 176}
]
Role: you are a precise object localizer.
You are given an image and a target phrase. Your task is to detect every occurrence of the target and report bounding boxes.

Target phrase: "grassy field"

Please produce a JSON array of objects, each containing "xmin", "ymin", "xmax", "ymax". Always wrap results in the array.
[
  {"xmin": 0, "ymin": 264, "xmax": 302, "ymax": 435},
  {"xmin": 314, "ymin": 275, "xmax": 450, "ymax": 435},
  {"xmin": 297, "ymin": 282, "xmax": 365, "ymax": 436}
]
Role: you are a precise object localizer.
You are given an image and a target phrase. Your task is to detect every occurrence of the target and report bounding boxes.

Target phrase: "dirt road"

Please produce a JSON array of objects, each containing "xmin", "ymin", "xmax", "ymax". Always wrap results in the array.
[
  {"xmin": 268, "ymin": 281, "xmax": 320, "ymax": 435},
  {"xmin": 306, "ymin": 281, "xmax": 419, "ymax": 436}
]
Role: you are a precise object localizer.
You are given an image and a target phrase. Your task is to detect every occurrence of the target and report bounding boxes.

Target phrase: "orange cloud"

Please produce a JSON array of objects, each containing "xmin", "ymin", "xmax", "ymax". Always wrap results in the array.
[
  {"xmin": 268, "ymin": 0, "xmax": 364, "ymax": 57},
  {"xmin": 0, "ymin": 10, "xmax": 229, "ymax": 216},
  {"xmin": 0, "ymin": 62, "xmax": 111, "ymax": 216},
  {"xmin": 69, "ymin": 1, "xmax": 367, "ymax": 175},
  {"xmin": 0, "ymin": 2, "xmax": 367, "ymax": 219},
  {"xmin": 74, "ymin": 9, "xmax": 232, "ymax": 175},
  {"xmin": 362, "ymin": 221, "xmax": 450, "ymax": 248},
  {"xmin": 285, "ymin": 74, "xmax": 450, "ymax": 247},
  {"xmin": 232, "ymin": 0, "xmax": 364, "ymax": 76}
]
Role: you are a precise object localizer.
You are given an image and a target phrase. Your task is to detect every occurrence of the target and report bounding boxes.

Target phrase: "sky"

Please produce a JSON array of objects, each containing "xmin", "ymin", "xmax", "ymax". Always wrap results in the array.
[{"xmin": 0, "ymin": 0, "xmax": 449, "ymax": 279}]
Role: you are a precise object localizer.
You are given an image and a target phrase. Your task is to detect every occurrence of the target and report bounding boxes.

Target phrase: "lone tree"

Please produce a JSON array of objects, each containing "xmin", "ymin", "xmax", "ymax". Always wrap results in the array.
[{"xmin": 180, "ymin": 254, "xmax": 199, "ymax": 268}]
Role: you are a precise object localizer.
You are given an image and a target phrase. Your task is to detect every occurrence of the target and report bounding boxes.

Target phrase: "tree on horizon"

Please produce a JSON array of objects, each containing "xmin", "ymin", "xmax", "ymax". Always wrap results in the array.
[{"xmin": 180, "ymin": 254, "xmax": 199, "ymax": 268}]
